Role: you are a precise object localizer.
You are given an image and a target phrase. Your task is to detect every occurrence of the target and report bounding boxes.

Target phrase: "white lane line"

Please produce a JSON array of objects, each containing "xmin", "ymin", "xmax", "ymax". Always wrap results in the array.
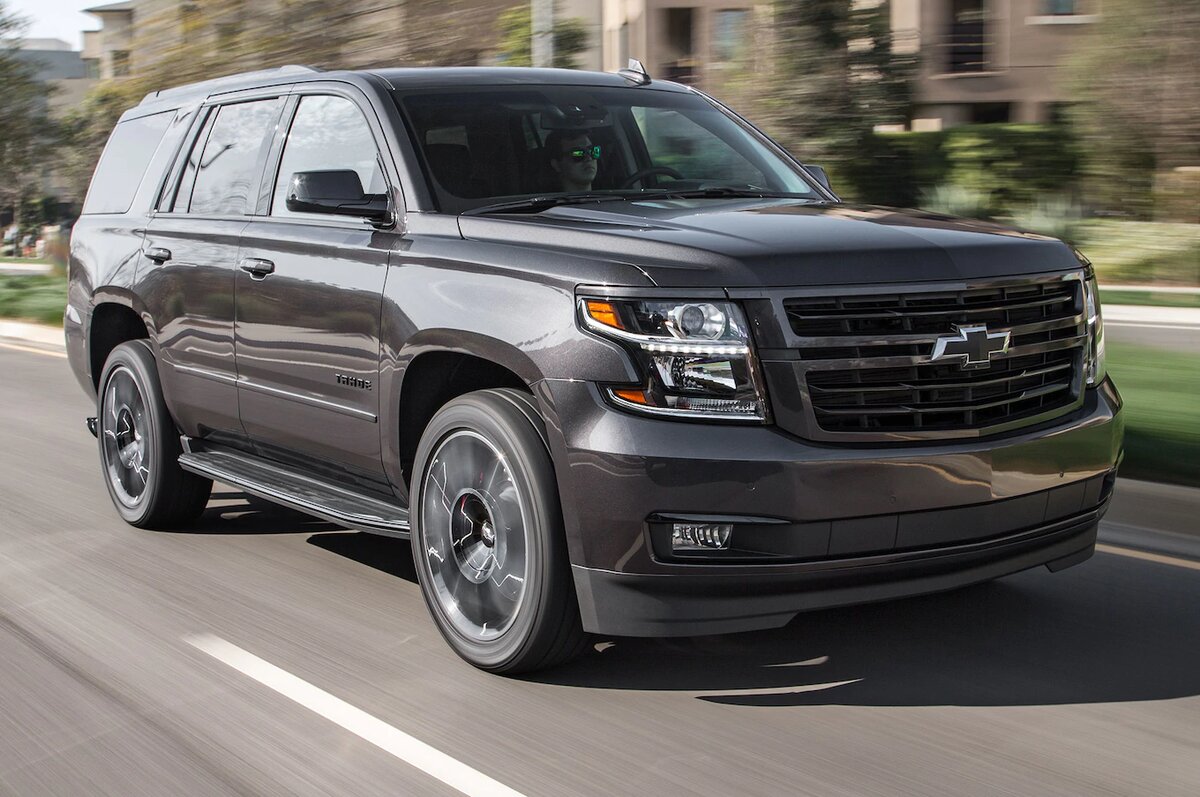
[
  {"xmin": 0, "ymin": 341, "xmax": 68, "ymax": 358},
  {"xmin": 1097, "ymin": 544, "xmax": 1200, "ymax": 572},
  {"xmin": 185, "ymin": 634, "xmax": 527, "ymax": 797},
  {"xmin": 1104, "ymin": 322, "xmax": 1200, "ymax": 331}
]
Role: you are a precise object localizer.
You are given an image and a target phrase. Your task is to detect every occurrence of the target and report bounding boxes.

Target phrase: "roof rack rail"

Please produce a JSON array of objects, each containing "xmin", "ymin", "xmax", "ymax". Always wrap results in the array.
[{"xmin": 140, "ymin": 64, "xmax": 322, "ymax": 104}]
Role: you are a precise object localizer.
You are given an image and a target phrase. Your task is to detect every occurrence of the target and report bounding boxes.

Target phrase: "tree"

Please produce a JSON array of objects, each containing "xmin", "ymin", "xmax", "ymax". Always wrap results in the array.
[
  {"xmin": 1069, "ymin": 0, "xmax": 1200, "ymax": 218},
  {"xmin": 495, "ymin": 3, "xmax": 590, "ymax": 69},
  {"xmin": 0, "ymin": 2, "xmax": 55, "ymax": 229},
  {"xmin": 718, "ymin": 1, "xmax": 916, "ymax": 198}
]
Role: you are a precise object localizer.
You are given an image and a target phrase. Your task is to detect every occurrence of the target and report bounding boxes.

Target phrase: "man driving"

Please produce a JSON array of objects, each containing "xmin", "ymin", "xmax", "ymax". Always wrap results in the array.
[{"xmin": 546, "ymin": 130, "xmax": 600, "ymax": 192}]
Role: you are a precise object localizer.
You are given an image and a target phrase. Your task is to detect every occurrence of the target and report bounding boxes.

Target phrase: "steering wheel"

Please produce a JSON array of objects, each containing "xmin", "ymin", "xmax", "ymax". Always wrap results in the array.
[{"xmin": 621, "ymin": 166, "xmax": 684, "ymax": 189}]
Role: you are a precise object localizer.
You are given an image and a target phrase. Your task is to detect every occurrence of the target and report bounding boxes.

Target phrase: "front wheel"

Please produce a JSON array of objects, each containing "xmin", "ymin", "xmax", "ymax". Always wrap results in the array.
[
  {"xmin": 97, "ymin": 340, "xmax": 211, "ymax": 528},
  {"xmin": 411, "ymin": 389, "xmax": 586, "ymax": 674}
]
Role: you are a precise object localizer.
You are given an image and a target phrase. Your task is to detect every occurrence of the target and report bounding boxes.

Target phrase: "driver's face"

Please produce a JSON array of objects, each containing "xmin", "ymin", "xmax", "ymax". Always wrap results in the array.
[{"xmin": 557, "ymin": 135, "xmax": 599, "ymax": 185}]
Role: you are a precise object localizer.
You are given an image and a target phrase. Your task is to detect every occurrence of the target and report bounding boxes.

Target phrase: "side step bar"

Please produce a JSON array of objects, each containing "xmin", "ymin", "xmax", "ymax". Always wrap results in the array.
[{"xmin": 178, "ymin": 446, "xmax": 410, "ymax": 537}]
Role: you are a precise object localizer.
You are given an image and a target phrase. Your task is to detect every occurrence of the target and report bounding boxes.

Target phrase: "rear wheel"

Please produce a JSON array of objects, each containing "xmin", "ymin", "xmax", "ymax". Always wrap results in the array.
[
  {"xmin": 97, "ymin": 340, "xmax": 211, "ymax": 528},
  {"xmin": 411, "ymin": 388, "xmax": 586, "ymax": 674}
]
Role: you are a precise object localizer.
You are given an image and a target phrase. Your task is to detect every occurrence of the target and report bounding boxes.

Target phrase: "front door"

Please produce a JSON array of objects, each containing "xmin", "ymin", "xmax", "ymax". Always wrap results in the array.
[{"xmin": 235, "ymin": 91, "xmax": 399, "ymax": 488}]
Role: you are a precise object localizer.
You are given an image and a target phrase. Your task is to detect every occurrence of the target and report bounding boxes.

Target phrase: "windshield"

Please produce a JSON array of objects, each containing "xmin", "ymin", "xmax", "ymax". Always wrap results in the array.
[{"xmin": 395, "ymin": 85, "xmax": 819, "ymax": 214}]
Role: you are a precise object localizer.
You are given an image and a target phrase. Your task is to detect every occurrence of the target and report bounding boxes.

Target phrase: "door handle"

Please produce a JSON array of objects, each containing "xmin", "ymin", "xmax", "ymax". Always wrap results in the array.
[
  {"xmin": 144, "ymin": 247, "xmax": 172, "ymax": 264},
  {"xmin": 239, "ymin": 258, "xmax": 275, "ymax": 279}
]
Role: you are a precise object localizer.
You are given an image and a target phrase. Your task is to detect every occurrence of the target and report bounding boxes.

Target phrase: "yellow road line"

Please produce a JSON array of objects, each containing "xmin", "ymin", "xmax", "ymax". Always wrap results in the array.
[
  {"xmin": 0, "ymin": 341, "xmax": 68, "ymax": 359},
  {"xmin": 1097, "ymin": 543, "xmax": 1200, "ymax": 572}
]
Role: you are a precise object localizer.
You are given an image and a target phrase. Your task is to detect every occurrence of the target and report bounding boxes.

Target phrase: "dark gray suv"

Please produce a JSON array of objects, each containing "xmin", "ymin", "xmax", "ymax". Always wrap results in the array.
[{"xmin": 67, "ymin": 65, "xmax": 1123, "ymax": 673}]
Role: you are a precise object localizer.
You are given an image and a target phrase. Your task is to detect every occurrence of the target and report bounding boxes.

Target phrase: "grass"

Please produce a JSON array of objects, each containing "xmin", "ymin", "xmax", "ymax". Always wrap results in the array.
[
  {"xmin": 1076, "ymin": 220, "xmax": 1200, "ymax": 287},
  {"xmin": 1100, "ymin": 289, "xmax": 1200, "ymax": 308},
  {"xmin": 0, "ymin": 273, "xmax": 67, "ymax": 325},
  {"xmin": 1106, "ymin": 342, "xmax": 1200, "ymax": 488}
]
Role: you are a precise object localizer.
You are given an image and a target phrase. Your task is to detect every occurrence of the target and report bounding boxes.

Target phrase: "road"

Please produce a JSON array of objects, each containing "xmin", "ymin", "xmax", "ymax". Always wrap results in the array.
[{"xmin": 2, "ymin": 342, "xmax": 1199, "ymax": 796}]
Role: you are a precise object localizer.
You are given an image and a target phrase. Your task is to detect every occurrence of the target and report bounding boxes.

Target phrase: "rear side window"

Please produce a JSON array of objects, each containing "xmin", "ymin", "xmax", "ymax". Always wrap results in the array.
[
  {"xmin": 82, "ymin": 111, "xmax": 175, "ymax": 215},
  {"xmin": 186, "ymin": 98, "xmax": 283, "ymax": 216}
]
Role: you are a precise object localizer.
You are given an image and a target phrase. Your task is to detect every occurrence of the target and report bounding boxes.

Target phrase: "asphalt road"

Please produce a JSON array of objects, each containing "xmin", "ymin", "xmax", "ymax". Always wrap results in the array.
[{"xmin": 2, "ymin": 343, "xmax": 1199, "ymax": 796}]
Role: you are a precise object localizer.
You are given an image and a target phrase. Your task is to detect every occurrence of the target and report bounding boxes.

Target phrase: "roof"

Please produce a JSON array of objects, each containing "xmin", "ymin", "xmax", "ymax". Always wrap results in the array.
[
  {"xmin": 136, "ymin": 65, "xmax": 688, "ymax": 109},
  {"xmin": 369, "ymin": 66, "xmax": 689, "ymax": 92},
  {"xmin": 83, "ymin": 2, "xmax": 134, "ymax": 14}
]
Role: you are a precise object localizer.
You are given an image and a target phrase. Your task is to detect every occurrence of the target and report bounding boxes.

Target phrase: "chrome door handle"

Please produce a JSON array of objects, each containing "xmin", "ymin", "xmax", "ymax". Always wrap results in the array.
[
  {"xmin": 239, "ymin": 258, "xmax": 275, "ymax": 279},
  {"xmin": 144, "ymin": 247, "xmax": 172, "ymax": 264}
]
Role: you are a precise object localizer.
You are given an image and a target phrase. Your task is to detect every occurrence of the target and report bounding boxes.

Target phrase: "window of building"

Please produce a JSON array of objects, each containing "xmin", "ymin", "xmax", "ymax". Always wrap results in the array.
[
  {"xmin": 946, "ymin": 0, "xmax": 988, "ymax": 73},
  {"xmin": 111, "ymin": 50, "xmax": 130, "ymax": 77},
  {"xmin": 82, "ymin": 111, "xmax": 175, "ymax": 215},
  {"xmin": 970, "ymin": 102, "xmax": 1011, "ymax": 124},
  {"xmin": 271, "ymin": 95, "xmax": 385, "ymax": 218},
  {"xmin": 1042, "ymin": 0, "xmax": 1077, "ymax": 14},
  {"xmin": 713, "ymin": 10, "xmax": 749, "ymax": 63},
  {"xmin": 185, "ymin": 98, "xmax": 283, "ymax": 216}
]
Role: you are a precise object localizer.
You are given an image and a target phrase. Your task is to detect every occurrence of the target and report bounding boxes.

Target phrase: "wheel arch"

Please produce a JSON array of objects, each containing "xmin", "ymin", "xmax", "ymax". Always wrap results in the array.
[
  {"xmin": 88, "ymin": 292, "xmax": 153, "ymax": 391},
  {"xmin": 389, "ymin": 332, "xmax": 542, "ymax": 496}
]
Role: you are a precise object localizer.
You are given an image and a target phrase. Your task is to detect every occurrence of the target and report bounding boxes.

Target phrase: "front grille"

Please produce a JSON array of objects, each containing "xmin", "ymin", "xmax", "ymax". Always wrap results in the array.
[{"xmin": 784, "ymin": 278, "xmax": 1087, "ymax": 435}]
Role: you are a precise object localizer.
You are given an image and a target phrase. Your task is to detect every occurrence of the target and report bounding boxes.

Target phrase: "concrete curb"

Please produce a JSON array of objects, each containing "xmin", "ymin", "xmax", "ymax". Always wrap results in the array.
[{"xmin": 0, "ymin": 320, "xmax": 65, "ymax": 348}]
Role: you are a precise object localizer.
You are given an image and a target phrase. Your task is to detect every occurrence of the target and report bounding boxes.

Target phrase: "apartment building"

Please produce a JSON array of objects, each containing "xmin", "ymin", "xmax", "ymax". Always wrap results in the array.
[
  {"xmin": 601, "ymin": 0, "xmax": 757, "ymax": 85},
  {"xmin": 894, "ymin": 0, "xmax": 1100, "ymax": 129},
  {"xmin": 81, "ymin": 1, "xmax": 134, "ymax": 80}
]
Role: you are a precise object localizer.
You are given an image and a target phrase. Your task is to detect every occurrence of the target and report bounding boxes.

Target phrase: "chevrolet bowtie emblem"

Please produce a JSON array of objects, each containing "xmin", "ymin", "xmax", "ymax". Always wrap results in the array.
[{"xmin": 930, "ymin": 324, "xmax": 1011, "ymax": 369}]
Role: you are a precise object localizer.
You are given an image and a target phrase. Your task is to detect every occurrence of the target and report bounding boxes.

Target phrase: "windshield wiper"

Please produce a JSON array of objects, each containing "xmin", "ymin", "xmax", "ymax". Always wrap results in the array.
[
  {"xmin": 633, "ymin": 187, "xmax": 816, "ymax": 202},
  {"xmin": 461, "ymin": 194, "xmax": 619, "ymax": 216}
]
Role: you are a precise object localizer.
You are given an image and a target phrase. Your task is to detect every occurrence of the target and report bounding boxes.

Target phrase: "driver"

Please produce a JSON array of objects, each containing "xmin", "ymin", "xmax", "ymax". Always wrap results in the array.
[{"xmin": 546, "ymin": 130, "xmax": 600, "ymax": 192}]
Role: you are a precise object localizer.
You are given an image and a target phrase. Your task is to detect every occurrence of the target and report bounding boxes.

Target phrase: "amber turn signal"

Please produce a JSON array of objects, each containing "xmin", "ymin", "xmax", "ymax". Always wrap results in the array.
[{"xmin": 584, "ymin": 300, "xmax": 623, "ymax": 330}]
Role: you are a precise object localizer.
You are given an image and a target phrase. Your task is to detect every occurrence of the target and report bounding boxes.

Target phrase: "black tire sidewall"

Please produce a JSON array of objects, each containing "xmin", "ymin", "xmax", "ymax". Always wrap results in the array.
[
  {"xmin": 96, "ymin": 340, "xmax": 177, "ymax": 527},
  {"xmin": 411, "ymin": 390, "xmax": 566, "ymax": 671}
]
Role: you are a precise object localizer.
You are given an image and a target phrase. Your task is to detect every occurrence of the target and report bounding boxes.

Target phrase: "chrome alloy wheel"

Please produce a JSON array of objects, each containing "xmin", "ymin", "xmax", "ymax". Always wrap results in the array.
[
  {"xmin": 419, "ymin": 430, "xmax": 529, "ymax": 642},
  {"xmin": 101, "ymin": 365, "xmax": 150, "ymax": 506}
]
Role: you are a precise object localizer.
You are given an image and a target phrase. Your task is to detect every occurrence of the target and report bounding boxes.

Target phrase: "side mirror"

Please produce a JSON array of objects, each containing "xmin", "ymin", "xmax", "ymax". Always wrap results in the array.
[
  {"xmin": 804, "ymin": 164, "xmax": 833, "ymax": 193},
  {"xmin": 286, "ymin": 170, "xmax": 391, "ymax": 224}
]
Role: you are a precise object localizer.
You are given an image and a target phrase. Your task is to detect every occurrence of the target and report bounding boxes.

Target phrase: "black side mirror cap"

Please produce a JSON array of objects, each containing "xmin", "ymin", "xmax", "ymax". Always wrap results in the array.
[
  {"xmin": 286, "ymin": 170, "xmax": 392, "ymax": 224},
  {"xmin": 804, "ymin": 164, "xmax": 833, "ymax": 193}
]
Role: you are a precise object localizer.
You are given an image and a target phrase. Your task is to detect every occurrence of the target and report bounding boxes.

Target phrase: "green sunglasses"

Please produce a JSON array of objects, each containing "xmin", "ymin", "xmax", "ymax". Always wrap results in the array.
[{"xmin": 565, "ymin": 145, "xmax": 602, "ymax": 162}]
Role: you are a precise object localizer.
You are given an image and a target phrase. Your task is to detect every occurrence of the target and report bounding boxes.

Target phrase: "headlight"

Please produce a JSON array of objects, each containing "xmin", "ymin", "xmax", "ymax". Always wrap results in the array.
[
  {"xmin": 1082, "ymin": 265, "xmax": 1106, "ymax": 386},
  {"xmin": 579, "ymin": 297, "xmax": 769, "ymax": 421}
]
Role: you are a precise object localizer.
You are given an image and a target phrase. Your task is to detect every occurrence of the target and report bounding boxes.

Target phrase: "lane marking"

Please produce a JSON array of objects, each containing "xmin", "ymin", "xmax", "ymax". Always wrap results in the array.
[
  {"xmin": 0, "ymin": 341, "xmax": 68, "ymax": 359},
  {"xmin": 185, "ymin": 634, "xmax": 527, "ymax": 797},
  {"xmin": 1104, "ymin": 322, "xmax": 1200, "ymax": 331},
  {"xmin": 1097, "ymin": 543, "xmax": 1200, "ymax": 572}
]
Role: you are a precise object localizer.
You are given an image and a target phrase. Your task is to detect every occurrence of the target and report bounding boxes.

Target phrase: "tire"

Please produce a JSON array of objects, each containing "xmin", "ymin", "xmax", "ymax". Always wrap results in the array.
[
  {"xmin": 97, "ymin": 340, "xmax": 212, "ymax": 529},
  {"xmin": 411, "ymin": 388, "xmax": 587, "ymax": 674}
]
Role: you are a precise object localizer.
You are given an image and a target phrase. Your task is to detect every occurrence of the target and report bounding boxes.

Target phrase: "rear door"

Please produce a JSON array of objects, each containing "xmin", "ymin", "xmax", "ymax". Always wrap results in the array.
[
  {"xmin": 234, "ymin": 86, "xmax": 400, "ymax": 486},
  {"xmin": 143, "ymin": 92, "xmax": 286, "ymax": 445}
]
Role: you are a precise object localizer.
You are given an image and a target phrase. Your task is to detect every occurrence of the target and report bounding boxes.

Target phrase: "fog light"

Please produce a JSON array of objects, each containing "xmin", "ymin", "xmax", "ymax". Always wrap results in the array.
[{"xmin": 672, "ymin": 522, "xmax": 733, "ymax": 551}]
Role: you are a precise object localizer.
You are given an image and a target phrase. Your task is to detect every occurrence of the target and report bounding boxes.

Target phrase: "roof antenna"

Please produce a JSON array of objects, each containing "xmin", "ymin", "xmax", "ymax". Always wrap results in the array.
[{"xmin": 618, "ymin": 58, "xmax": 651, "ymax": 86}]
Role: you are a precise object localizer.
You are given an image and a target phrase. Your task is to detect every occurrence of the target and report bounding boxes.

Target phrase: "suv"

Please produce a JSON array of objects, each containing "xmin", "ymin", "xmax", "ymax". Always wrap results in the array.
[{"xmin": 68, "ymin": 65, "xmax": 1123, "ymax": 673}]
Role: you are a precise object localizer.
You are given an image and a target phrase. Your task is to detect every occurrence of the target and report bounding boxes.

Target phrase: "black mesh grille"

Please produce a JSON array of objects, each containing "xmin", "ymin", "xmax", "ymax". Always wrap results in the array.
[{"xmin": 785, "ymin": 279, "xmax": 1086, "ymax": 434}]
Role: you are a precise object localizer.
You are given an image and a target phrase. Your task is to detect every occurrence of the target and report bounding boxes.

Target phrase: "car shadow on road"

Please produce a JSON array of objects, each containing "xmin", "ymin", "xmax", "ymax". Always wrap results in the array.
[
  {"xmin": 307, "ymin": 531, "xmax": 419, "ymax": 584},
  {"xmin": 535, "ymin": 550, "xmax": 1200, "ymax": 708},
  {"xmin": 178, "ymin": 491, "xmax": 341, "ymax": 535}
]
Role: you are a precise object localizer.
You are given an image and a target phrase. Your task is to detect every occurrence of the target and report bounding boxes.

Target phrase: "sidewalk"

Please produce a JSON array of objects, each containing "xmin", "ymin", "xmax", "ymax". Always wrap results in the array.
[
  {"xmin": 1104, "ymin": 304, "xmax": 1200, "ymax": 327},
  {"xmin": 0, "ymin": 261, "xmax": 53, "ymax": 277},
  {"xmin": 0, "ymin": 320, "xmax": 65, "ymax": 348}
]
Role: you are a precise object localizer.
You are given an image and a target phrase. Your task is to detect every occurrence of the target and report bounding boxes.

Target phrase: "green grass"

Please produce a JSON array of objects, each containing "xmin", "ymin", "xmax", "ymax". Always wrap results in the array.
[
  {"xmin": 1077, "ymin": 220, "xmax": 1200, "ymax": 287},
  {"xmin": 0, "ymin": 273, "xmax": 67, "ymax": 325},
  {"xmin": 1100, "ymin": 289, "xmax": 1200, "ymax": 308},
  {"xmin": 1106, "ymin": 342, "xmax": 1200, "ymax": 488}
]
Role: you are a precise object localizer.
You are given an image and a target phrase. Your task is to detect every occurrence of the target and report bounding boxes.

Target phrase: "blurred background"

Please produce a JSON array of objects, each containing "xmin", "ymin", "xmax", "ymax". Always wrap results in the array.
[{"xmin": 1, "ymin": 0, "xmax": 1197, "ymax": 487}]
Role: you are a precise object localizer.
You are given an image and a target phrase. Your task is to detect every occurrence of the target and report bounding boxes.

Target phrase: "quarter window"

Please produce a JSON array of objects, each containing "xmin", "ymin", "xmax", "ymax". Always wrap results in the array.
[
  {"xmin": 271, "ymin": 95, "xmax": 385, "ymax": 218},
  {"xmin": 186, "ymin": 98, "xmax": 283, "ymax": 216},
  {"xmin": 82, "ymin": 111, "xmax": 175, "ymax": 215}
]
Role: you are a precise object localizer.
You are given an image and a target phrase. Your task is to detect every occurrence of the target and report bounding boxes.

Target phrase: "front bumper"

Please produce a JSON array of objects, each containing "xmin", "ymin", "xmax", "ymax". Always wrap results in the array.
[{"xmin": 536, "ymin": 377, "xmax": 1123, "ymax": 637}]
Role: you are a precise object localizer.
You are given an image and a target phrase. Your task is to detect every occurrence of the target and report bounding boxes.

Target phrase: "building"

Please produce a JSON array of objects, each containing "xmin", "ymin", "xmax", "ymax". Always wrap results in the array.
[
  {"xmin": 894, "ymin": 0, "xmax": 1101, "ymax": 129},
  {"xmin": 15, "ymin": 39, "xmax": 98, "ymax": 204},
  {"xmin": 601, "ymin": 0, "xmax": 757, "ymax": 85},
  {"xmin": 81, "ymin": 1, "xmax": 135, "ymax": 80}
]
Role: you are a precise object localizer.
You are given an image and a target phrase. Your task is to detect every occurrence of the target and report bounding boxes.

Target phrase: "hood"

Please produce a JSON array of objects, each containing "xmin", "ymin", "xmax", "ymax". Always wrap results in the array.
[{"xmin": 455, "ymin": 199, "xmax": 1082, "ymax": 288}]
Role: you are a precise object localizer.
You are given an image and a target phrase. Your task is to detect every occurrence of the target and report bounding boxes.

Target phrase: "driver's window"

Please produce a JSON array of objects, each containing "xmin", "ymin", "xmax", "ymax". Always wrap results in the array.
[
  {"xmin": 632, "ymin": 107, "xmax": 765, "ymax": 186},
  {"xmin": 271, "ymin": 95, "xmax": 384, "ymax": 218}
]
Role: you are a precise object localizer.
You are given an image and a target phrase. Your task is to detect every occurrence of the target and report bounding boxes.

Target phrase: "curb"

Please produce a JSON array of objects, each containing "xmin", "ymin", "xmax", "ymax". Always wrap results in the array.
[{"xmin": 0, "ymin": 320, "xmax": 65, "ymax": 349}]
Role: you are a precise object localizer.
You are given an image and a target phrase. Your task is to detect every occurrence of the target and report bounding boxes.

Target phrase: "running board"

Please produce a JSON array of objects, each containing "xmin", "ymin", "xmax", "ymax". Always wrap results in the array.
[{"xmin": 178, "ymin": 447, "xmax": 410, "ymax": 537}]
